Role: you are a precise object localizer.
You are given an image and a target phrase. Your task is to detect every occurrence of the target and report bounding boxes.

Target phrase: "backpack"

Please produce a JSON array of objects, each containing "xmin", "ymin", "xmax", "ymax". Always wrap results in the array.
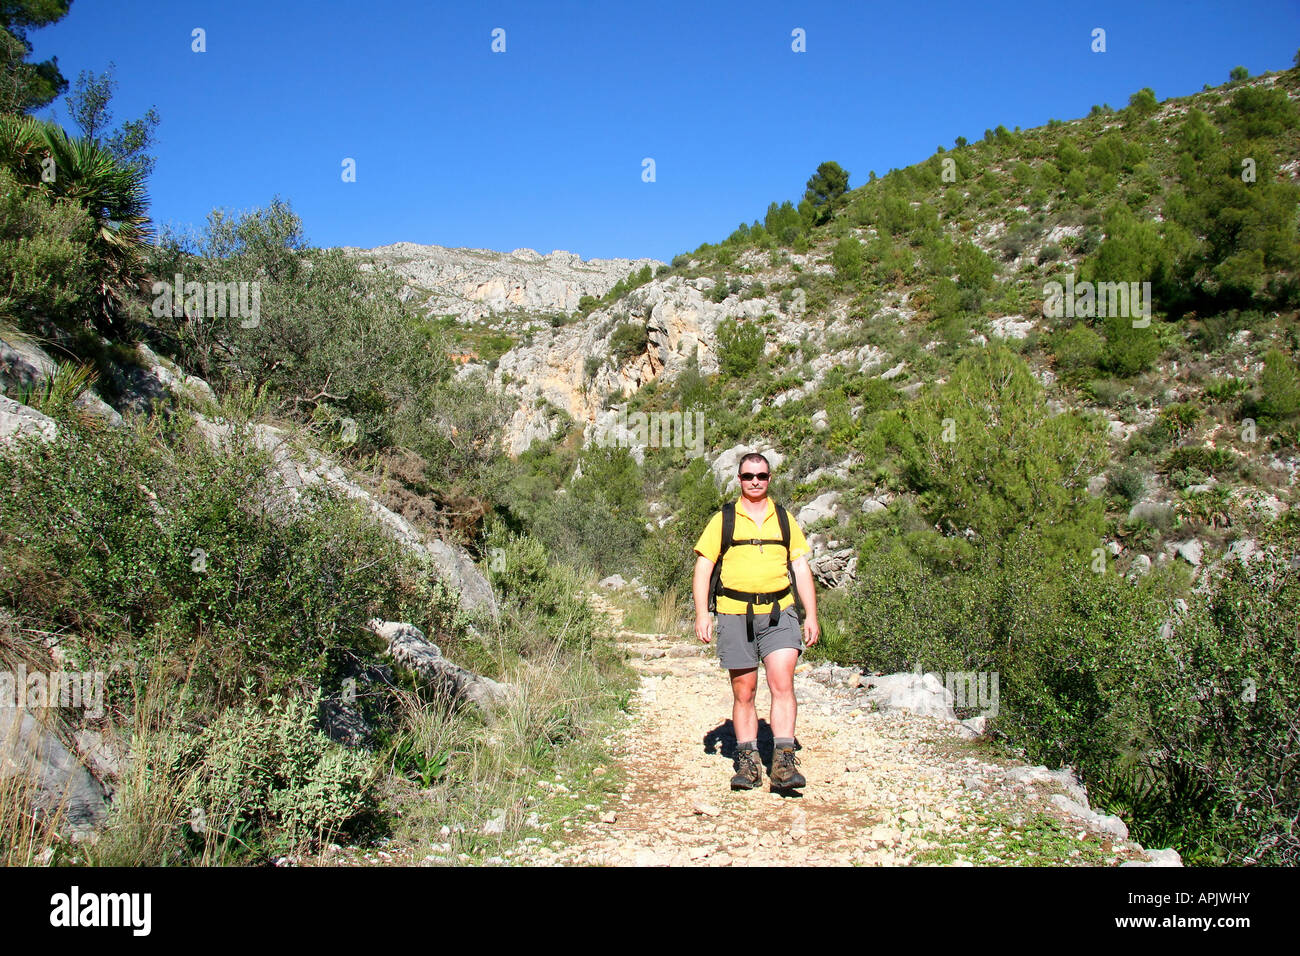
[{"xmin": 706, "ymin": 500, "xmax": 806, "ymax": 625}]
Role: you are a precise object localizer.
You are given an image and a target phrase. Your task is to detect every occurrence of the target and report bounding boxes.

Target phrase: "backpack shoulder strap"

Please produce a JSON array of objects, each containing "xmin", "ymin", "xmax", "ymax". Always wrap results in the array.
[
  {"xmin": 707, "ymin": 502, "xmax": 736, "ymax": 615},
  {"xmin": 719, "ymin": 501, "xmax": 736, "ymax": 559},
  {"xmin": 774, "ymin": 502, "xmax": 806, "ymax": 621},
  {"xmin": 774, "ymin": 502, "xmax": 791, "ymax": 554}
]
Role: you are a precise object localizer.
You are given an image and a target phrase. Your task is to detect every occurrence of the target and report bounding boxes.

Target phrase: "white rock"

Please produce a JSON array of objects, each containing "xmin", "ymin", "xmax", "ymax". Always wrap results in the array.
[
  {"xmin": 861, "ymin": 672, "xmax": 955, "ymax": 720},
  {"xmin": 0, "ymin": 395, "xmax": 58, "ymax": 444},
  {"xmin": 988, "ymin": 316, "xmax": 1036, "ymax": 340},
  {"xmin": 1173, "ymin": 539, "xmax": 1203, "ymax": 567}
]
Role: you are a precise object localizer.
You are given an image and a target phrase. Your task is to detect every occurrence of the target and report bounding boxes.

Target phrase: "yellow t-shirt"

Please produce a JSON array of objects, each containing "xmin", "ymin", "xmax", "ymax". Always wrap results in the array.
[{"xmin": 694, "ymin": 497, "xmax": 809, "ymax": 614}]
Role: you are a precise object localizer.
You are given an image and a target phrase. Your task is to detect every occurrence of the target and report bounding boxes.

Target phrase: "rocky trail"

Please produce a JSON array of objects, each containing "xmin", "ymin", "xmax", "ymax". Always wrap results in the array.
[{"xmin": 512, "ymin": 593, "xmax": 1180, "ymax": 867}]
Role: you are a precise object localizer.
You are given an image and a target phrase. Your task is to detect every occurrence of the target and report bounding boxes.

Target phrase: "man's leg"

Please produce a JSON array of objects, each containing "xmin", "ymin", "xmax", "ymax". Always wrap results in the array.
[
  {"xmin": 763, "ymin": 647, "xmax": 799, "ymax": 739},
  {"xmin": 729, "ymin": 667, "xmax": 759, "ymax": 744},
  {"xmin": 764, "ymin": 647, "xmax": 806, "ymax": 789},
  {"xmin": 728, "ymin": 667, "xmax": 762, "ymax": 789}
]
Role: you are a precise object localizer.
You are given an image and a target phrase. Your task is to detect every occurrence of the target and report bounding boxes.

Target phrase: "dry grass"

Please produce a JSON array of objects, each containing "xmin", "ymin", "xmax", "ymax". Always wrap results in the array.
[
  {"xmin": 653, "ymin": 587, "xmax": 686, "ymax": 636},
  {"xmin": 380, "ymin": 626, "xmax": 632, "ymax": 860}
]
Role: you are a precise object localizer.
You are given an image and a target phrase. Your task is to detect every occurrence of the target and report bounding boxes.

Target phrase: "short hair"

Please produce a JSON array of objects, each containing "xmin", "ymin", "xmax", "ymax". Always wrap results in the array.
[{"xmin": 738, "ymin": 452, "xmax": 770, "ymax": 474}]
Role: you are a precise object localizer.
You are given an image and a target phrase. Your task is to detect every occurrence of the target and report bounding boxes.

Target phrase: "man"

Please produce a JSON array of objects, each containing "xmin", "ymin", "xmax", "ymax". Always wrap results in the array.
[{"xmin": 693, "ymin": 452, "xmax": 819, "ymax": 791}]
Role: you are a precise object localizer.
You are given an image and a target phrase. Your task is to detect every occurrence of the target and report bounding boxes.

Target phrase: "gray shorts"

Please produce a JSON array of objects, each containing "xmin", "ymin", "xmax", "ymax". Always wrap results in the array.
[{"xmin": 715, "ymin": 605, "xmax": 803, "ymax": 670}]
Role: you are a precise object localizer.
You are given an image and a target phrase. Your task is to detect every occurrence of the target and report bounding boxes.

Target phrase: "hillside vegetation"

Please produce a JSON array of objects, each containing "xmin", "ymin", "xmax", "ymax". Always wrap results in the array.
[
  {"xmin": 496, "ymin": 66, "xmax": 1300, "ymax": 865},
  {"xmin": 2, "ymin": 42, "xmax": 1298, "ymax": 867}
]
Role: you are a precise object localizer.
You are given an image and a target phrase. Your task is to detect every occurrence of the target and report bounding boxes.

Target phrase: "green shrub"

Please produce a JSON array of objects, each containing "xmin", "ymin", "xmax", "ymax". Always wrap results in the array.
[
  {"xmin": 174, "ymin": 693, "xmax": 380, "ymax": 853},
  {"xmin": 1218, "ymin": 85, "xmax": 1299, "ymax": 141},
  {"xmin": 1258, "ymin": 349, "xmax": 1300, "ymax": 422},
  {"xmin": 899, "ymin": 346, "xmax": 1108, "ymax": 553},
  {"xmin": 1108, "ymin": 462, "xmax": 1147, "ymax": 503},
  {"xmin": 831, "ymin": 237, "xmax": 864, "ymax": 285},
  {"xmin": 151, "ymin": 201, "xmax": 474, "ymax": 469},
  {"xmin": 609, "ymin": 320, "xmax": 649, "ymax": 365},
  {"xmin": 1203, "ymin": 376, "xmax": 1248, "ymax": 402},
  {"xmin": 844, "ymin": 530, "xmax": 1164, "ymax": 775},
  {"xmin": 521, "ymin": 446, "xmax": 648, "ymax": 579},
  {"xmin": 1161, "ymin": 445, "xmax": 1237, "ymax": 476},
  {"xmin": 640, "ymin": 456, "xmax": 723, "ymax": 596},
  {"xmin": 0, "ymin": 165, "xmax": 96, "ymax": 330},
  {"xmin": 1051, "ymin": 325, "xmax": 1105, "ymax": 376},
  {"xmin": 1126, "ymin": 87, "xmax": 1158, "ymax": 119},
  {"xmin": 1116, "ymin": 540, "xmax": 1300, "ymax": 864},
  {"xmin": 716, "ymin": 317, "xmax": 765, "ymax": 379},
  {"xmin": 1085, "ymin": 378, "xmax": 1126, "ymax": 407},
  {"xmin": 0, "ymin": 414, "xmax": 434, "ymax": 714},
  {"xmin": 484, "ymin": 521, "xmax": 598, "ymax": 645},
  {"xmin": 1157, "ymin": 402, "xmax": 1200, "ymax": 438},
  {"xmin": 1102, "ymin": 313, "xmax": 1160, "ymax": 377},
  {"xmin": 1037, "ymin": 243, "xmax": 1063, "ymax": 265}
]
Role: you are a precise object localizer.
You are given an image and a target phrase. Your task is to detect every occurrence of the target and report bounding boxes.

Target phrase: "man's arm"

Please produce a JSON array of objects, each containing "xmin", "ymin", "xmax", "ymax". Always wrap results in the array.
[
  {"xmin": 693, "ymin": 555, "xmax": 714, "ymax": 643},
  {"xmin": 790, "ymin": 555, "xmax": 819, "ymax": 646}
]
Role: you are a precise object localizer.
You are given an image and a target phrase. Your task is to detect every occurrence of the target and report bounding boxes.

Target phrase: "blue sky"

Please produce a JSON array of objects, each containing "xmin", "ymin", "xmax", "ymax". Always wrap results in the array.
[{"xmin": 30, "ymin": 0, "xmax": 1300, "ymax": 263}]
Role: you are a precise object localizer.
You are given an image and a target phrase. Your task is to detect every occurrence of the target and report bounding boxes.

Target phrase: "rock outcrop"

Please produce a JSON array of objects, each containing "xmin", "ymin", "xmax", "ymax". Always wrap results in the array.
[
  {"xmin": 0, "ymin": 394, "xmax": 58, "ymax": 444},
  {"xmin": 367, "ymin": 620, "xmax": 511, "ymax": 712},
  {"xmin": 192, "ymin": 416, "xmax": 498, "ymax": 617},
  {"xmin": 343, "ymin": 242, "xmax": 663, "ymax": 323},
  {"xmin": 0, "ymin": 704, "xmax": 109, "ymax": 839},
  {"xmin": 498, "ymin": 277, "xmax": 812, "ymax": 455}
]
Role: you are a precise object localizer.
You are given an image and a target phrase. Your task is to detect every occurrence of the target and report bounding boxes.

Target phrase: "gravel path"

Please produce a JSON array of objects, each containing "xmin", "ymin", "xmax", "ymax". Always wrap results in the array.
[{"xmin": 516, "ymin": 599, "xmax": 1155, "ymax": 867}]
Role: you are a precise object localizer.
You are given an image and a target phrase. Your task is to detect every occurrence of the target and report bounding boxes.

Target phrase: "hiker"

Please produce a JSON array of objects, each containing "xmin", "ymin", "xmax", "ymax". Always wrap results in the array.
[{"xmin": 692, "ymin": 452, "xmax": 819, "ymax": 791}]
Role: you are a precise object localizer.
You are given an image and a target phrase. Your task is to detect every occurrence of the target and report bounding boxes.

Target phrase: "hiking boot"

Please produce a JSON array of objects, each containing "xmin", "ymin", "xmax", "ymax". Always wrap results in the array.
[
  {"xmin": 770, "ymin": 745, "xmax": 806, "ymax": 790},
  {"xmin": 730, "ymin": 748, "xmax": 762, "ymax": 790}
]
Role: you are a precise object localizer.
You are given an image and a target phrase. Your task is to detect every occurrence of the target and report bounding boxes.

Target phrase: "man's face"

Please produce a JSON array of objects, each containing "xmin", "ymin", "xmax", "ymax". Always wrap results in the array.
[{"xmin": 738, "ymin": 462, "xmax": 770, "ymax": 501}]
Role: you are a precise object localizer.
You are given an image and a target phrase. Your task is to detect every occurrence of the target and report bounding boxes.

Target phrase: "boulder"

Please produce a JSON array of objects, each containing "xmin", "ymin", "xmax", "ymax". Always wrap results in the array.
[
  {"xmin": 1172, "ymin": 539, "xmax": 1203, "ymax": 567},
  {"xmin": 1004, "ymin": 766, "xmax": 1089, "ymax": 806},
  {"xmin": 0, "ymin": 333, "xmax": 56, "ymax": 391},
  {"xmin": 988, "ymin": 316, "xmax": 1036, "ymax": 340},
  {"xmin": 367, "ymin": 620, "xmax": 511, "ymax": 712},
  {"xmin": 1049, "ymin": 793, "xmax": 1130, "ymax": 841},
  {"xmin": 0, "ymin": 394, "xmax": 58, "ymax": 444},
  {"xmin": 861, "ymin": 672, "xmax": 955, "ymax": 720},
  {"xmin": 1226, "ymin": 538, "xmax": 1258, "ymax": 564},
  {"xmin": 0, "ymin": 334, "xmax": 122, "ymax": 427},
  {"xmin": 193, "ymin": 416, "xmax": 498, "ymax": 616},
  {"xmin": 1251, "ymin": 495, "xmax": 1286, "ymax": 522},
  {"xmin": 808, "ymin": 548, "xmax": 857, "ymax": 588},
  {"xmin": 1128, "ymin": 554, "xmax": 1152, "ymax": 577},
  {"xmin": 797, "ymin": 491, "xmax": 841, "ymax": 527},
  {"xmin": 0, "ymin": 705, "xmax": 108, "ymax": 838},
  {"xmin": 1120, "ymin": 848, "xmax": 1183, "ymax": 867}
]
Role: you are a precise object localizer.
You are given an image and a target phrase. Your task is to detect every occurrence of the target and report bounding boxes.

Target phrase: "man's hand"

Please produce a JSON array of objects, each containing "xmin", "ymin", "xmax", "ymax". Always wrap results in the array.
[
  {"xmin": 696, "ymin": 616, "xmax": 713, "ymax": 644},
  {"xmin": 802, "ymin": 617, "xmax": 820, "ymax": 648}
]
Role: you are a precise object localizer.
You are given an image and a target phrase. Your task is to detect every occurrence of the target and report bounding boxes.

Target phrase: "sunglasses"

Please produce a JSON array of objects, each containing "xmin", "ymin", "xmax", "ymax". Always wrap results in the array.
[{"xmin": 740, "ymin": 472, "xmax": 770, "ymax": 482}]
